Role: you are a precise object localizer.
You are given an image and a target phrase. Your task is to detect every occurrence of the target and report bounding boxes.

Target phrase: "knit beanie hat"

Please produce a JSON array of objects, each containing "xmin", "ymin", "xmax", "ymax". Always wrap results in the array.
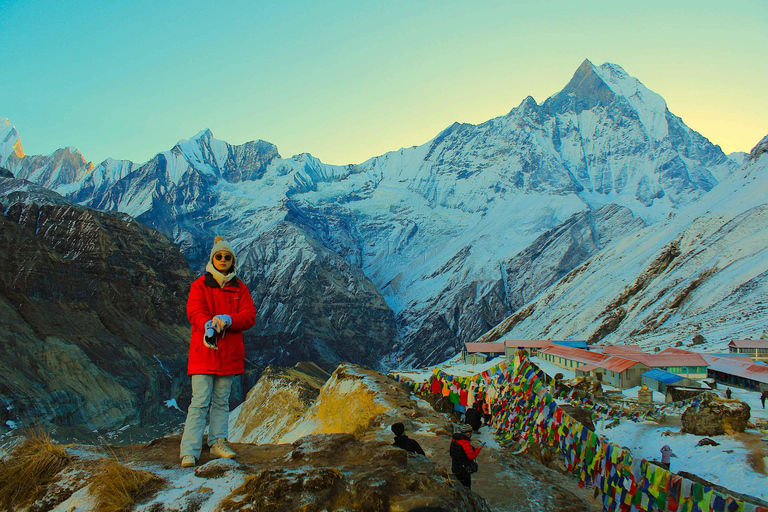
[
  {"xmin": 461, "ymin": 424, "xmax": 473, "ymax": 434},
  {"xmin": 206, "ymin": 236, "xmax": 237, "ymax": 287},
  {"xmin": 209, "ymin": 236, "xmax": 236, "ymax": 265},
  {"xmin": 391, "ymin": 422, "xmax": 405, "ymax": 437}
]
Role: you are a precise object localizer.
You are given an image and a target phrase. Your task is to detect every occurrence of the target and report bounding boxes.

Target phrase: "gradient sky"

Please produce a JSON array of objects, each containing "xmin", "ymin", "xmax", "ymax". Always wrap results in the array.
[{"xmin": 2, "ymin": 0, "xmax": 766, "ymax": 166}]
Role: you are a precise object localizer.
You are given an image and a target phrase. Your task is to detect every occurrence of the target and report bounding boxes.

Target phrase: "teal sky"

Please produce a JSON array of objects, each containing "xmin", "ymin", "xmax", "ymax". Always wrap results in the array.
[{"xmin": 2, "ymin": 0, "xmax": 766, "ymax": 166}]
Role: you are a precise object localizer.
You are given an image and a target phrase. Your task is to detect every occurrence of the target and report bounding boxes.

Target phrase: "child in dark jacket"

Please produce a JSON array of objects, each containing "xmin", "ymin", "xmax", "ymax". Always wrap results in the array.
[{"xmin": 391, "ymin": 422, "xmax": 425, "ymax": 455}]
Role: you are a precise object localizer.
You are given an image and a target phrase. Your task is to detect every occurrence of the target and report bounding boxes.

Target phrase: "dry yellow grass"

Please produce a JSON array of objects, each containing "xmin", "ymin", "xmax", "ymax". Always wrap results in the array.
[
  {"xmin": 90, "ymin": 459, "xmax": 165, "ymax": 512},
  {"xmin": 0, "ymin": 431, "xmax": 71, "ymax": 511}
]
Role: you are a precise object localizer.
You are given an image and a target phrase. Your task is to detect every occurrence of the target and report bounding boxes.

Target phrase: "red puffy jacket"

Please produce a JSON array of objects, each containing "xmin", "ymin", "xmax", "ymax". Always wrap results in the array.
[{"xmin": 186, "ymin": 274, "xmax": 256, "ymax": 375}]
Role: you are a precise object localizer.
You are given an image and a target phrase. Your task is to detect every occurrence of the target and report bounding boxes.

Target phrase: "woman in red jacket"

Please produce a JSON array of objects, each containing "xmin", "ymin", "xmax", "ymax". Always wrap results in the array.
[{"xmin": 180, "ymin": 236, "xmax": 256, "ymax": 468}]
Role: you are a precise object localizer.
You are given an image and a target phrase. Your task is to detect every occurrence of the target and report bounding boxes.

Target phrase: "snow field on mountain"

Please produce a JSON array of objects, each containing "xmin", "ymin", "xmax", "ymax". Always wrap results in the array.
[
  {"xmin": 593, "ymin": 63, "xmax": 670, "ymax": 143},
  {"xmin": 497, "ymin": 148, "xmax": 768, "ymax": 349}
]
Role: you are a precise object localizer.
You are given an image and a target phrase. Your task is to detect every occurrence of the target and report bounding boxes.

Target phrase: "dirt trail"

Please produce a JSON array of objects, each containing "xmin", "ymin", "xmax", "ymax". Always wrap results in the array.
[{"xmin": 410, "ymin": 427, "xmax": 603, "ymax": 512}]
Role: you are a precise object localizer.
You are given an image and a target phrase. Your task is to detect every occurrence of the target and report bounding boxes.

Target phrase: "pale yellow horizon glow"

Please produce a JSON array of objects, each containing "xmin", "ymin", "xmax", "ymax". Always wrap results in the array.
[{"xmin": 2, "ymin": 0, "xmax": 766, "ymax": 166}]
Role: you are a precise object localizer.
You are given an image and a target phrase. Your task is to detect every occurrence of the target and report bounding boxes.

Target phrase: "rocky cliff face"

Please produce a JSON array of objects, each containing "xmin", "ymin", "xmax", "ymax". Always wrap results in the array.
[
  {"xmin": 397, "ymin": 204, "xmax": 646, "ymax": 363},
  {"xmin": 236, "ymin": 221, "xmax": 399, "ymax": 378},
  {"xmin": 0, "ymin": 173, "xmax": 195, "ymax": 433}
]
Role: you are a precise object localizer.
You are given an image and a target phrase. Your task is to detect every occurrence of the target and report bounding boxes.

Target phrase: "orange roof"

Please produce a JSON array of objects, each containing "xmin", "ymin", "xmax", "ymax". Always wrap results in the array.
[
  {"xmin": 603, "ymin": 347, "xmax": 708, "ymax": 368},
  {"xmin": 538, "ymin": 344, "xmax": 608, "ymax": 365},
  {"xmin": 465, "ymin": 342, "xmax": 505, "ymax": 354},
  {"xmin": 576, "ymin": 356, "xmax": 645, "ymax": 374},
  {"xmin": 600, "ymin": 356, "xmax": 646, "ymax": 373}
]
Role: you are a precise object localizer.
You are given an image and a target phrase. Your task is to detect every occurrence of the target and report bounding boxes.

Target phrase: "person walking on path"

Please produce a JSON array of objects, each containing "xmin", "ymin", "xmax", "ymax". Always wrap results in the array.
[
  {"xmin": 761, "ymin": 390, "xmax": 767, "ymax": 409},
  {"xmin": 450, "ymin": 424, "xmax": 484, "ymax": 489},
  {"xmin": 391, "ymin": 422, "xmax": 425, "ymax": 456},
  {"xmin": 465, "ymin": 405, "xmax": 482, "ymax": 432},
  {"xmin": 725, "ymin": 387, "xmax": 732, "ymax": 399},
  {"xmin": 180, "ymin": 236, "xmax": 256, "ymax": 468},
  {"xmin": 660, "ymin": 444, "xmax": 676, "ymax": 471}
]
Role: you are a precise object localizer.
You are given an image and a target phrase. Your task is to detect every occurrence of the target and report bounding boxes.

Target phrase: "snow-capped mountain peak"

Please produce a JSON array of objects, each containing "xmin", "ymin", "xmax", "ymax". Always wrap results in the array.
[
  {"xmin": 1, "ymin": 117, "xmax": 25, "ymax": 166},
  {"xmin": 593, "ymin": 61, "xmax": 669, "ymax": 142},
  {"xmin": 543, "ymin": 59, "xmax": 669, "ymax": 143}
]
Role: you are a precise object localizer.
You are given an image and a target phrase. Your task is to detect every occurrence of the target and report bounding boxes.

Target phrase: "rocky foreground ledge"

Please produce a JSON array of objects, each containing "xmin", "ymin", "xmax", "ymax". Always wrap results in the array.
[{"xmin": 4, "ymin": 363, "xmax": 601, "ymax": 511}]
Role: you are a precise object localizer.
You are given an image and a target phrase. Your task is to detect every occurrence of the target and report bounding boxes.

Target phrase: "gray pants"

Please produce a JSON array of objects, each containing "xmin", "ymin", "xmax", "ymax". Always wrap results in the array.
[{"xmin": 180, "ymin": 374, "xmax": 234, "ymax": 459}]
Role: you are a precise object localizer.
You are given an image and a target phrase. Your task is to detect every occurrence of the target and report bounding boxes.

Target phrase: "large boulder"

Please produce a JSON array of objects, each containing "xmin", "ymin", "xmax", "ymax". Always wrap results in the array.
[{"xmin": 681, "ymin": 394, "xmax": 751, "ymax": 435}]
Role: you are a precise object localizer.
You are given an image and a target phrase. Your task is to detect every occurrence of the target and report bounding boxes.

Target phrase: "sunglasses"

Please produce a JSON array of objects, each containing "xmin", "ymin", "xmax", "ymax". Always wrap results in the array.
[{"xmin": 214, "ymin": 253, "xmax": 233, "ymax": 262}]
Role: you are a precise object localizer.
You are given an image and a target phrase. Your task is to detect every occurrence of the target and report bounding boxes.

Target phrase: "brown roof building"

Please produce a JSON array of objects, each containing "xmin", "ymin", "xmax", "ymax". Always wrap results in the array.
[{"xmin": 728, "ymin": 339, "xmax": 768, "ymax": 362}]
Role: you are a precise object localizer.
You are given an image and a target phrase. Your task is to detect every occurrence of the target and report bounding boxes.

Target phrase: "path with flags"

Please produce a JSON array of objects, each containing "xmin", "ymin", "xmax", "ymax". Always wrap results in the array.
[{"xmin": 397, "ymin": 353, "xmax": 768, "ymax": 512}]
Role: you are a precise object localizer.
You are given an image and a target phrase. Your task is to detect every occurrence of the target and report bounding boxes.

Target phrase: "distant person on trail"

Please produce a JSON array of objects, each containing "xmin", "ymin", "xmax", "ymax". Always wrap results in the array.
[
  {"xmin": 464, "ymin": 405, "xmax": 482, "ymax": 432},
  {"xmin": 483, "ymin": 399, "xmax": 492, "ymax": 425},
  {"xmin": 762, "ymin": 390, "xmax": 767, "ymax": 409},
  {"xmin": 180, "ymin": 236, "xmax": 256, "ymax": 468},
  {"xmin": 391, "ymin": 422, "xmax": 425, "ymax": 456},
  {"xmin": 659, "ymin": 444, "xmax": 676, "ymax": 471},
  {"xmin": 450, "ymin": 424, "xmax": 484, "ymax": 489},
  {"xmin": 725, "ymin": 387, "xmax": 732, "ymax": 399}
]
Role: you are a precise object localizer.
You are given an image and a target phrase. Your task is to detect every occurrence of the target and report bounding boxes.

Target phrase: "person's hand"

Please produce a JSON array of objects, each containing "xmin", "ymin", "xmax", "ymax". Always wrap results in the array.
[
  {"xmin": 212, "ymin": 315, "xmax": 232, "ymax": 333},
  {"xmin": 204, "ymin": 320, "xmax": 215, "ymax": 337}
]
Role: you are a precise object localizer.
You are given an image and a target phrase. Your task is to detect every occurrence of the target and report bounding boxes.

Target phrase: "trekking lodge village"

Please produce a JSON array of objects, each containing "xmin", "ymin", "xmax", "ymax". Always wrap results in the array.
[{"xmin": 391, "ymin": 336, "xmax": 768, "ymax": 510}]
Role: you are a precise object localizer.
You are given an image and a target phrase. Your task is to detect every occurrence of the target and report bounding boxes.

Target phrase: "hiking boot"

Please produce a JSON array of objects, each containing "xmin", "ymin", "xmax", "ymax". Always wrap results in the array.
[
  {"xmin": 210, "ymin": 439, "xmax": 236, "ymax": 459},
  {"xmin": 203, "ymin": 326, "xmax": 218, "ymax": 350},
  {"xmin": 180, "ymin": 455, "xmax": 195, "ymax": 467}
]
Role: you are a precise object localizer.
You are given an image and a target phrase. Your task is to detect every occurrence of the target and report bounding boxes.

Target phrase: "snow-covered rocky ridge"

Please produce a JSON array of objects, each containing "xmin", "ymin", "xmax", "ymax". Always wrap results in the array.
[
  {"xmin": 479, "ymin": 134, "xmax": 768, "ymax": 349},
  {"xmin": 1, "ymin": 60, "xmax": 743, "ymax": 366}
]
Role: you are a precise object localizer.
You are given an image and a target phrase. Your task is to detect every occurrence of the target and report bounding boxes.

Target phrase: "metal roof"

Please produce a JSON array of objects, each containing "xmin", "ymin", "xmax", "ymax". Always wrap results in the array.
[
  {"xmin": 577, "ymin": 362, "xmax": 599, "ymax": 373},
  {"xmin": 642, "ymin": 368, "xmax": 687, "ymax": 384},
  {"xmin": 728, "ymin": 339, "xmax": 768, "ymax": 349},
  {"xmin": 702, "ymin": 355, "xmax": 768, "ymax": 384},
  {"xmin": 577, "ymin": 356, "xmax": 643, "ymax": 374},
  {"xmin": 600, "ymin": 356, "xmax": 646, "ymax": 373},
  {"xmin": 603, "ymin": 346, "xmax": 708, "ymax": 368},
  {"xmin": 464, "ymin": 342, "xmax": 505, "ymax": 354},
  {"xmin": 538, "ymin": 345, "xmax": 608, "ymax": 365}
]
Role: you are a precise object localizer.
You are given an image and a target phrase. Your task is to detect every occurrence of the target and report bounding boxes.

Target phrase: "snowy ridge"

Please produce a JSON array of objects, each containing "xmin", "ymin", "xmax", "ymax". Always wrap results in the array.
[
  {"xmin": 483, "ymin": 135, "xmax": 768, "ymax": 350},
  {"xmin": 0, "ymin": 118, "xmax": 24, "ymax": 166},
  {"xmin": 0, "ymin": 60, "xmax": 750, "ymax": 365},
  {"xmin": 592, "ymin": 62, "xmax": 669, "ymax": 143}
]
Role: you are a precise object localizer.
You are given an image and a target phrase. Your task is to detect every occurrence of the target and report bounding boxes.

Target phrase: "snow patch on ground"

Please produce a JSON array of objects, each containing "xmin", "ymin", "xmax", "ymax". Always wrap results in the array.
[{"xmin": 597, "ymin": 420, "xmax": 768, "ymax": 501}]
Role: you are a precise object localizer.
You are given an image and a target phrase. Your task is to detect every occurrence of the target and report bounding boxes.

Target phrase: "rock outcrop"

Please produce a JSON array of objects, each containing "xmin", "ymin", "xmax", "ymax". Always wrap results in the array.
[
  {"xmin": 681, "ymin": 395, "xmax": 751, "ymax": 436},
  {"xmin": 219, "ymin": 434, "xmax": 491, "ymax": 512},
  {"xmin": 230, "ymin": 362, "xmax": 452, "ymax": 446},
  {"xmin": 228, "ymin": 362, "xmax": 331, "ymax": 444}
]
